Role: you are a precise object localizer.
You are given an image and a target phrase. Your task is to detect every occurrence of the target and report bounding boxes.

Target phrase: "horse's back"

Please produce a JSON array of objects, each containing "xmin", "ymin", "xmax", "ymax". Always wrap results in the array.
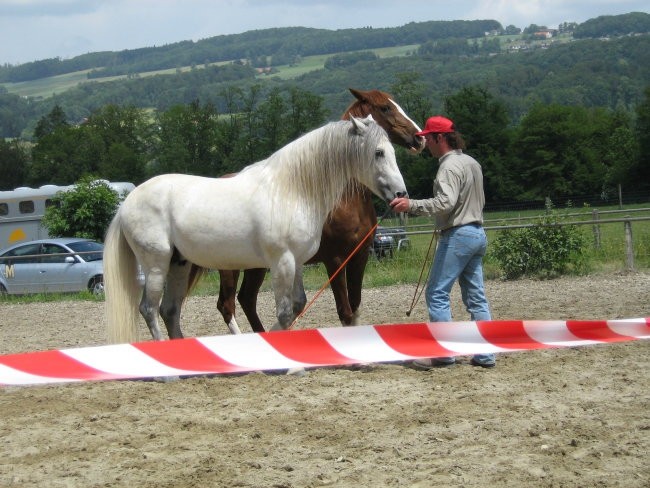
[{"xmin": 119, "ymin": 173, "xmax": 315, "ymax": 270}]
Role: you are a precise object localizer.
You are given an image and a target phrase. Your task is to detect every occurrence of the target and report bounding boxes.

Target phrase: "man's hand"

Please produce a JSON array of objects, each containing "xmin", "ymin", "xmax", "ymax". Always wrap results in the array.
[{"xmin": 390, "ymin": 197, "xmax": 410, "ymax": 213}]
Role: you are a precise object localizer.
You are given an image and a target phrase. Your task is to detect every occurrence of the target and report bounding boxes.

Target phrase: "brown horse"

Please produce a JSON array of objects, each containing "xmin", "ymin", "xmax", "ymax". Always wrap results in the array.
[{"xmin": 216, "ymin": 88, "xmax": 424, "ymax": 333}]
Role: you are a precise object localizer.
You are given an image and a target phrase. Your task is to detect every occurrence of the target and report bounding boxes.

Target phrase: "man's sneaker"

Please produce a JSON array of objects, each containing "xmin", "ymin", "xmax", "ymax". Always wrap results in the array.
[
  {"xmin": 410, "ymin": 357, "xmax": 456, "ymax": 370},
  {"xmin": 470, "ymin": 357, "xmax": 496, "ymax": 368}
]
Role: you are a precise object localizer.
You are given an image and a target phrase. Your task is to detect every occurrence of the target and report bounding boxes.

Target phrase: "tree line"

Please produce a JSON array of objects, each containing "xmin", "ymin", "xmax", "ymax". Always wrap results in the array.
[
  {"xmin": 3, "ymin": 11, "xmax": 648, "ymax": 84},
  {"xmin": 1, "ymin": 29, "xmax": 649, "ymax": 142},
  {"xmin": 2, "ymin": 81, "xmax": 649, "ymax": 206},
  {"xmin": 0, "ymin": 19, "xmax": 501, "ymax": 83}
]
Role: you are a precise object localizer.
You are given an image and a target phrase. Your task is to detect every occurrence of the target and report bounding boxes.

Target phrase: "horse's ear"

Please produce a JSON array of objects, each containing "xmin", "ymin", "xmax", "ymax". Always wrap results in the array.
[
  {"xmin": 349, "ymin": 88, "xmax": 367, "ymax": 102},
  {"xmin": 349, "ymin": 116, "xmax": 368, "ymax": 135}
]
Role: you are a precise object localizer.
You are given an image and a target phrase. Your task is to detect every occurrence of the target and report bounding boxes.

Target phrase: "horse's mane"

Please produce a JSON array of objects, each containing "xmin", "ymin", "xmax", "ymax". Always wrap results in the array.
[{"xmin": 252, "ymin": 119, "xmax": 387, "ymax": 220}]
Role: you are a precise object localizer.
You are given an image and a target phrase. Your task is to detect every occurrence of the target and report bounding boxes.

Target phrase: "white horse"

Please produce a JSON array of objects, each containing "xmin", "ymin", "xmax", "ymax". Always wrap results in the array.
[{"xmin": 104, "ymin": 117, "xmax": 407, "ymax": 343}]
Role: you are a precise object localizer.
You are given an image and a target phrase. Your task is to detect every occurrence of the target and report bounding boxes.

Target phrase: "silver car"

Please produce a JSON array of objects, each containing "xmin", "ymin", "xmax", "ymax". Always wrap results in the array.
[{"xmin": 0, "ymin": 238, "xmax": 105, "ymax": 295}]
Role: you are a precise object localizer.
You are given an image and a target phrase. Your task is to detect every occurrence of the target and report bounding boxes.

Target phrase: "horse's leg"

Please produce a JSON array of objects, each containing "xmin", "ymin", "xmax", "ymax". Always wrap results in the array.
[
  {"xmin": 159, "ymin": 259, "xmax": 193, "ymax": 339},
  {"xmin": 292, "ymin": 265, "xmax": 307, "ymax": 318},
  {"xmin": 139, "ymin": 266, "xmax": 168, "ymax": 341},
  {"xmin": 238, "ymin": 268, "xmax": 267, "ymax": 333},
  {"xmin": 343, "ymin": 249, "xmax": 371, "ymax": 326},
  {"xmin": 269, "ymin": 253, "xmax": 297, "ymax": 331},
  {"xmin": 217, "ymin": 269, "xmax": 242, "ymax": 334},
  {"xmin": 267, "ymin": 257, "xmax": 307, "ymax": 376},
  {"xmin": 322, "ymin": 256, "xmax": 355, "ymax": 326}
]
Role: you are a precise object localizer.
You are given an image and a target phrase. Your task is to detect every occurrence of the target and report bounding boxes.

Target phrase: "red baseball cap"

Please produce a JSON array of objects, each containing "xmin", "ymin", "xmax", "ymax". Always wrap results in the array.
[{"xmin": 415, "ymin": 115, "xmax": 455, "ymax": 136}]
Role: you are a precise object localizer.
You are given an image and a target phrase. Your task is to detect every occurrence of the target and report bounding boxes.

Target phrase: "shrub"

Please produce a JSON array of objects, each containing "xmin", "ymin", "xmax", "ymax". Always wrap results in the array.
[
  {"xmin": 490, "ymin": 204, "xmax": 588, "ymax": 279},
  {"xmin": 41, "ymin": 176, "xmax": 122, "ymax": 241}
]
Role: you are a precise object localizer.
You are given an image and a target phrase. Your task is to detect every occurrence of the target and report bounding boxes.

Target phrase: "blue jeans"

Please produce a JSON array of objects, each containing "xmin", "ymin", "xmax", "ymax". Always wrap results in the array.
[{"xmin": 426, "ymin": 224, "xmax": 495, "ymax": 365}]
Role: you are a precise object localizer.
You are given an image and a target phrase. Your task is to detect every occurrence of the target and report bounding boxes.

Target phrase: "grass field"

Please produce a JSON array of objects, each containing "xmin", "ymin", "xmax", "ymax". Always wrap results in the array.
[
  {"xmin": 1, "ymin": 203, "xmax": 647, "ymax": 305},
  {"xmin": 186, "ymin": 202, "xmax": 650, "ymax": 298},
  {"xmin": 1, "ymin": 44, "xmax": 421, "ymax": 98},
  {"xmin": 1, "ymin": 30, "xmax": 573, "ymax": 100}
]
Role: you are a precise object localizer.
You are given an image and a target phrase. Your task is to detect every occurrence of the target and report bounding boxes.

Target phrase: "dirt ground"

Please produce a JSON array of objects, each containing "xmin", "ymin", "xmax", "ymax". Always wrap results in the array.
[{"xmin": 1, "ymin": 271, "xmax": 649, "ymax": 488}]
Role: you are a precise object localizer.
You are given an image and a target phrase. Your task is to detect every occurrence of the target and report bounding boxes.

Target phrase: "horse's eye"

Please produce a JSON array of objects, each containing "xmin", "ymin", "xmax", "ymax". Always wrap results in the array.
[
  {"xmin": 375, "ymin": 149, "xmax": 384, "ymax": 158},
  {"xmin": 380, "ymin": 106, "xmax": 391, "ymax": 113}
]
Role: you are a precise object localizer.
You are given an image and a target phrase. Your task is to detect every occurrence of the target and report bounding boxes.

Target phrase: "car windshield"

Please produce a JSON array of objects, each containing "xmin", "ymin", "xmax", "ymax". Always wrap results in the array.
[{"xmin": 67, "ymin": 241, "xmax": 104, "ymax": 262}]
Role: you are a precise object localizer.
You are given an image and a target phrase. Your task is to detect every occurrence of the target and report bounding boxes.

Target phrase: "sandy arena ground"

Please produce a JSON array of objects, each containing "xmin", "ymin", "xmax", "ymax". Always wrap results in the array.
[{"xmin": 1, "ymin": 271, "xmax": 649, "ymax": 487}]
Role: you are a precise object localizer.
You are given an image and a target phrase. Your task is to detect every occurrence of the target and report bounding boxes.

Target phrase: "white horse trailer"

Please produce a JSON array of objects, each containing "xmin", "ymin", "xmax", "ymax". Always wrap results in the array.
[{"xmin": 0, "ymin": 182, "xmax": 135, "ymax": 250}]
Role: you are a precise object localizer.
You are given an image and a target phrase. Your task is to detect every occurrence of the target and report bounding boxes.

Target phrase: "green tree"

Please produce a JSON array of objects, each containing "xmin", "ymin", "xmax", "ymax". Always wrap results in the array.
[
  {"xmin": 419, "ymin": 38, "xmax": 474, "ymax": 56},
  {"xmin": 256, "ymin": 87, "xmax": 287, "ymax": 157},
  {"xmin": 85, "ymin": 104, "xmax": 150, "ymax": 183},
  {"xmin": 510, "ymin": 104, "xmax": 612, "ymax": 200},
  {"xmin": 603, "ymin": 113, "xmax": 639, "ymax": 195},
  {"xmin": 634, "ymin": 86, "xmax": 650, "ymax": 191},
  {"xmin": 29, "ymin": 124, "xmax": 96, "ymax": 185},
  {"xmin": 0, "ymin": 139, "xmax": 29, "ymax": 190},
  {"xmin": 33, "ymin": 104, "xmax": 68, "ymax": 140},
  {"xmin": 0, "ymin": 91, "xmax": 29, "ymax": 138},
  {"xmin": 41, "ymin": 176, "xmax": 122, "ymax": 241},
  {"xmin": 573, "ymin": 12, "xmax": 650, "ymax": 38},
  {"xmin": 30, "ymin": 104, "xmax": 150, "ymax": 186},
  {"xmin": 213, "ymin": 86, "xmax": 245, "ymax": 175},
  {"xmin": 523, "ymin": 24, "xmax": 547, "ymax": 35},
  {"xmin": 215, "ymin": 85, "xmax": 326, "ymax": 173},
  {"xmin": 231, "ymin": 84, "xmax": 264, "ymax": 168},
  {"xmin": 285, "ymin": 86, "xmax": 327, "ymax": 140},
  {"xmin": 504, "ymin": 25, "xmax": 521, "ymax": 35},
  {"xmin": 444, "ymin": 86, "xmax": 515, "ymax": 202},
  {"xmin": 390, "ymin": 72, "xmax": 432, "ymax": 128},
  {"xmin": 153, "ymin": 99, "xmax": 221, "ymax": 177}
]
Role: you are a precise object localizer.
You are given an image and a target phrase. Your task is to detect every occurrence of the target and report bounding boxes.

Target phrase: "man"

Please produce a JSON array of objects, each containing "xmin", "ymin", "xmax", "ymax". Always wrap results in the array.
[{"xmin": 390, "ymin": 115, "xmax": 495, "ymax": 368}]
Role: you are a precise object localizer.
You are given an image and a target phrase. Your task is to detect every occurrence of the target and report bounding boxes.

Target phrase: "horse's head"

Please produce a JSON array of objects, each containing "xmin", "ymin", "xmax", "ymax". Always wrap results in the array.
[
  {"xmin": 344, "ymin": 88, "xmax": 426, "ymax": 154},
  {"xmin": 349, "ymin": 116, "xmax": 407, "ymax": 203}
]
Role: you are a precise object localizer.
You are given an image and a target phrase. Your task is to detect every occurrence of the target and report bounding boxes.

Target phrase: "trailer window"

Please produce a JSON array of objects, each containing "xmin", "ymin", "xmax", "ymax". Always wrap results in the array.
[
  {"xmin": 19, "ymin": 200, "xmax": 35, "ymax": 214},
  {"xmin": 0, "ymin": 203, "xmax": 7, "ymax": 216}
]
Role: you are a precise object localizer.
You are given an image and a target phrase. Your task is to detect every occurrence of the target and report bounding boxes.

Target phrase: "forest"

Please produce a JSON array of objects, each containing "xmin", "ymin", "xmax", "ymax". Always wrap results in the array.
[{"xmin": 1, "ymin": 12, "xmax": 649, "ymax": 207}]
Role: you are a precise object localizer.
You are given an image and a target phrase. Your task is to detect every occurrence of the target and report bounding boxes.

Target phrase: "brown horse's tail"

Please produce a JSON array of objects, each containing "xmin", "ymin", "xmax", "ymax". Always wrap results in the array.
[
  {"xmin": 186, "ymin": 264, "xmax": 209, "ymax": 301},
  {"xmin": 104, "ymin": 212, "xmax": 141, "ymax": 344}
]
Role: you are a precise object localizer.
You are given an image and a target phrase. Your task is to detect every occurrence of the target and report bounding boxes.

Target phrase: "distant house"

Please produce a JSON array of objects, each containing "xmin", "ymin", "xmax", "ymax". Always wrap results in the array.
[
  {"xmin": 535, "ymin": 30, "xmax": 553, "ymax": 39},
  {"xmin": 534, "ymin": 30, "xmax": 555, "ymax": 39}
]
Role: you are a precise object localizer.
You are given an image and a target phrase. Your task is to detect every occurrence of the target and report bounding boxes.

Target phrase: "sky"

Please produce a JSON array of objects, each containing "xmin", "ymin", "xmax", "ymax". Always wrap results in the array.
[{"xmin": 1, "ymin": 0, "xmax": 648, "ymax": 66}]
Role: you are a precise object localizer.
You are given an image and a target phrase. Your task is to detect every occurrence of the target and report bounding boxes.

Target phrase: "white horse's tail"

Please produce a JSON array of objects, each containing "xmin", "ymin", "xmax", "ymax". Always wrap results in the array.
[{"xmin": 104, "ymin": 212, "xmax": 141, "ymax": 344}]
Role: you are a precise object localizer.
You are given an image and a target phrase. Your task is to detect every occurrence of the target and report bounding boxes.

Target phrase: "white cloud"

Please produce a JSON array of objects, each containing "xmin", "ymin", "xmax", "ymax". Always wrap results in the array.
[{"xmin": 0, "ymin": 0, "xmax": 647, "ymax": 65}]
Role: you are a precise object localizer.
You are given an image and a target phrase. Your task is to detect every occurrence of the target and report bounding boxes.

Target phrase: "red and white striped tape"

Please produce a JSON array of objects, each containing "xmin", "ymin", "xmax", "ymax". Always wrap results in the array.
[{"xmin": 1, "ymin": 318, "xmax": 648, "ymax": 386}]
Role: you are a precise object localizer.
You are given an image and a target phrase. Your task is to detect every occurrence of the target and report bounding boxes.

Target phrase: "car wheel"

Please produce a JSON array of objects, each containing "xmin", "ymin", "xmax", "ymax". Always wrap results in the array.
[{"xmin": 89, "ymin": 275, "xmax": 104, "ymax": 295}]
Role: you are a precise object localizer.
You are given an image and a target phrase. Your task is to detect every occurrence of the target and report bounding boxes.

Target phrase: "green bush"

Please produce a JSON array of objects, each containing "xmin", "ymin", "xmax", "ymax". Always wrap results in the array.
[
  {"xmin": 490, "ymin": 205, "xmax": 589, "ymax": 279},
  {"xmin": 41, "ymin": 176, "xmax": 122, "ymax": 242}
]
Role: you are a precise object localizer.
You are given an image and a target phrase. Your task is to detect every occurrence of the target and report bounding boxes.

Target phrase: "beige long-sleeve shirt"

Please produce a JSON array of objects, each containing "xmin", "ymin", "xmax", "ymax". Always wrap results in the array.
[{"xmin": 407, "ymin": 150, "xmax": 485, "ymax": 231}]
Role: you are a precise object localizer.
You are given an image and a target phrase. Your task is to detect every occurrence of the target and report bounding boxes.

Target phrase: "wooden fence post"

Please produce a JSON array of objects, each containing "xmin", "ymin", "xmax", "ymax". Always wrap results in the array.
[
  {"xmin": 624, "ymin": 216, "xmax": 634, "ymax": 271},
  {"xmin": 592, "ymin": 209, "xmax": 601, "ymax": 249}
]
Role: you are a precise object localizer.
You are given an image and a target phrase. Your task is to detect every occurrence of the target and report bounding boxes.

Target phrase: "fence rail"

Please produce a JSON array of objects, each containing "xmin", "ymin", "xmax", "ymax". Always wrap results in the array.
[
  {"xmin": 398, "ymin": 207, "xmax": 650, "ymax": 230},
  {"xmin": 382, "ymin": 214, "xmax": 650, "ymax": 272}
]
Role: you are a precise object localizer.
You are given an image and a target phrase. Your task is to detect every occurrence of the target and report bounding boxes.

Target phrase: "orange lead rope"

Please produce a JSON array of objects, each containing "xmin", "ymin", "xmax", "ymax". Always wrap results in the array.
[
  {"xmin": 289, "ymin": 208, "xmax": 392, "ymax": 329},
  {"xmin": 405, "ymin": 228, "xmax": 439, "ymax": 317}
]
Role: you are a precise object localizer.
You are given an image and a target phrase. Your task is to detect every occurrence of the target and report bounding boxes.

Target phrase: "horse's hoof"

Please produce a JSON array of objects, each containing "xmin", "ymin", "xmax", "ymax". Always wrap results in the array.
[
  {"xmin": 134, "ymin": 375, "xmax": 180, "ymax": 383},
  {"xmin": 286, "ymin": 367, "xmax": 307, "ymax": 376},
  {"xmin": 157, "ymin": 375, "xmax": 180, "ymax": 382},
  {"xmin": 264, "ymin": 367, "xmax": 307, "ymax": 377}
]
